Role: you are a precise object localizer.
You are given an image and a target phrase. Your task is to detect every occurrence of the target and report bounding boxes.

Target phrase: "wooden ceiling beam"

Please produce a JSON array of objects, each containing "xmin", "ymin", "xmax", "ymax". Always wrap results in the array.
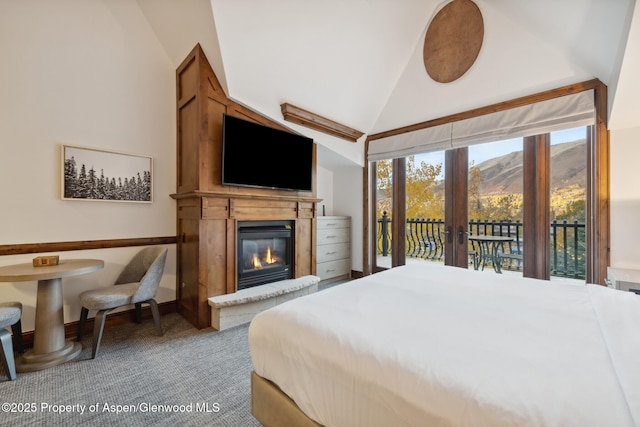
[{"xmin": 280, "ymin": 103, "xmax": 364, "ymax": 142}]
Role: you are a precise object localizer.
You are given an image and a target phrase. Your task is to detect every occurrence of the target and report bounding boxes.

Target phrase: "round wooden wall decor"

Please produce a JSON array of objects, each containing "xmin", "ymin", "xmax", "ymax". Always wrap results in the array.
[{"xmin": 423, "ymin": 0, "xmax": 484, "ymax": 83}]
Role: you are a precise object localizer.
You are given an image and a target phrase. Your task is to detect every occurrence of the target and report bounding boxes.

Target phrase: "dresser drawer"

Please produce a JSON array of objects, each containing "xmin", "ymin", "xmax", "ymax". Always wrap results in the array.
[
  {"xmin": 316, "ymin": 242, "xmax": 350, "ymax": 263},
  {"xmin": 317, "ymin": 227, "xmax": 349, "ymax": 245},
  {"xmin": 316, "ymin": 259, "xmax": 351, "ymax": 281},
  {"xmin": 317, "ymin": 217, "xmax": 350, "ymax": 230}
]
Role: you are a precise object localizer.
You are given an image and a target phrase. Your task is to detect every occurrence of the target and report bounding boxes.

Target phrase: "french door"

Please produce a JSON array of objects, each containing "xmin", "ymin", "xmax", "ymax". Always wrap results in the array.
[{"xmin": 373, "ymin": 149, "xmax": 470, "ymax": 270}]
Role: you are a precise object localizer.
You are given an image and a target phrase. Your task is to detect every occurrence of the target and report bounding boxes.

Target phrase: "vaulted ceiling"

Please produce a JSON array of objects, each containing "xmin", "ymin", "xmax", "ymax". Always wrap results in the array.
[{"xmin": 137, "ymin": 0, "xmax": 639, "ymax": 167}]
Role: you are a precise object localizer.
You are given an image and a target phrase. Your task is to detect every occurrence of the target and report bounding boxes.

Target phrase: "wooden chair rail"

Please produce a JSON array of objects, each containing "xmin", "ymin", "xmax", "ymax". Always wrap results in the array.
[{"xmin": 0, "ymin": 236, "xmax": 178, "ymax": 256}]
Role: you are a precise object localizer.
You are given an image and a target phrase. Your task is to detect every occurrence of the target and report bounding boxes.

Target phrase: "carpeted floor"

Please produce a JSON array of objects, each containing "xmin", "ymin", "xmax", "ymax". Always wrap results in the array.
[
  {"xmin": 0, "ymin": 313, "xmax": 261, "ymax": 427},
  {"xmin": 0, "ymin": 280, "xmax": 350, "ymax": 426}
]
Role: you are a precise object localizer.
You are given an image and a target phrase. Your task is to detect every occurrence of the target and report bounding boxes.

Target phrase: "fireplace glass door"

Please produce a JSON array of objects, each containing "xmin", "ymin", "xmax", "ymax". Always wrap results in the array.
[{"xmin": 238, "ymin": 221, "xmax": 293, "ymax": 290}]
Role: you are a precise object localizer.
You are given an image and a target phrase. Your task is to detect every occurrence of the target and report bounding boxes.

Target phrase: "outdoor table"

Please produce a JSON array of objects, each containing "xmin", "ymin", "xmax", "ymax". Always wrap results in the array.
[{"xmin": 468, "ymin": 235, "xmax": 514, "ymax": 273}]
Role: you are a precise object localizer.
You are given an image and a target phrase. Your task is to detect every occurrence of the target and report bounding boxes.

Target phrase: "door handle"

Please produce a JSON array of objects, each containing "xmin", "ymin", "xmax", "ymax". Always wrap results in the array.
[
  {"xmin": 445, "ymin": 226, "xmax": 453, "ymax": 244},
  {"xmin": 458, "ymin": 226, "xmax": 465, "ymax": 245}
]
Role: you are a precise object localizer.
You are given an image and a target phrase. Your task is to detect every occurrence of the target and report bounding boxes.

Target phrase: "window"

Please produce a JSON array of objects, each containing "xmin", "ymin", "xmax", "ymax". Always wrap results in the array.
[{"xmin": 366, "ymin": 81, "xmax": 609, "ymax": 284}]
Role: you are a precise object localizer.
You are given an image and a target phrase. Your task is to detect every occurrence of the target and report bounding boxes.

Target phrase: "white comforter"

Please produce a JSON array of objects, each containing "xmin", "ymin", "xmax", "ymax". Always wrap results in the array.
[{"xmin": 249, "ymin": 263, "xmax": 640, "ymax": 427}]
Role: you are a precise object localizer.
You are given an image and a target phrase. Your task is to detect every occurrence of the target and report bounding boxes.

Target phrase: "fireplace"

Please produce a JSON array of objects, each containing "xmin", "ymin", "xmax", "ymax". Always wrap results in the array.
[{"xmin": 237, "ymin": 220, "xmax": 293, "ymax": 290}]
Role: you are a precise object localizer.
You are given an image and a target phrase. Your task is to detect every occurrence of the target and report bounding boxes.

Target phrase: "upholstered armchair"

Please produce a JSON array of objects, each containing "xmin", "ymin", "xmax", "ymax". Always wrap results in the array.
[
  {"xmin": 77, "ymin": 247, "xmax": 168, "ymax": 359},
  {"xmin": 0, "ymin": 302, "xmax": 24, "ymax": 380}
]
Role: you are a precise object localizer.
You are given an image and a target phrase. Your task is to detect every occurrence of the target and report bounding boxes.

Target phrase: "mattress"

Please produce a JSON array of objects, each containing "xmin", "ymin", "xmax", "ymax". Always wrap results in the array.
[{"xmin": 248, "ymin": 263, "xmax": 640, "ymax": 427}]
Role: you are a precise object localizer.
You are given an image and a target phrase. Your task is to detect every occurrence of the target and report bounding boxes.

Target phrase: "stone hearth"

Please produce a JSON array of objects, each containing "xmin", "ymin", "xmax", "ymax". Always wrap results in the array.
[{"xmin": 208, "ymin": 275, "xmax": 320, "ymax": 330}]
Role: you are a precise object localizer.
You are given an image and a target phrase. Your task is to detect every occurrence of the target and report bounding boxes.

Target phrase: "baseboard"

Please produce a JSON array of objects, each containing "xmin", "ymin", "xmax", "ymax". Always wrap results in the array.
[
  {"xmin": 19, "ymin": 300, "xmax": 178, "ymax": 349},
  {"xmin": 351, "ymin": 269, "xmax": 364, "ymax": 279}
]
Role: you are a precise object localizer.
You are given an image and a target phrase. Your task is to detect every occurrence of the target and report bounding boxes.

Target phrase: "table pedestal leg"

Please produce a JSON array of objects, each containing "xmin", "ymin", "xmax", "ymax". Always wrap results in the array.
[
  {"xmin": 492, "ymin": 244, "xmax": 500, "ymax": 273},
  {"xmin": 478, "ymin": 242, "xmax": 489, "ymax": 270},
  {"xmin": 16, "ymin": 278, "xmax": 82, "ymax": 372}
]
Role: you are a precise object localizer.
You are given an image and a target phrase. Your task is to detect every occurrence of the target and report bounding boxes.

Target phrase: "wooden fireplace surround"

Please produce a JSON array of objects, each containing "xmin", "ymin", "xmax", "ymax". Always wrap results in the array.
[{"xmin": 171, "ymin": 44, "xmax": 321, "ymax": 329}]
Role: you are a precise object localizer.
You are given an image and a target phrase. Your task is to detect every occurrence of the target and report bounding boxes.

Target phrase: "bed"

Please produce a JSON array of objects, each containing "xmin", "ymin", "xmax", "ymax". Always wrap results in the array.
[{"xmin": 248, "ymin": 262, "xmax": 640, "ymax": 426}]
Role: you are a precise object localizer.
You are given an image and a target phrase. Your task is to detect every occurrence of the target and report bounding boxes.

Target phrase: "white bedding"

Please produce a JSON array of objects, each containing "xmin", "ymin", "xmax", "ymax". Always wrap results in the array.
[{"xmin": 248, "ymin": 263, "xmax": 640, "ymax": 427}]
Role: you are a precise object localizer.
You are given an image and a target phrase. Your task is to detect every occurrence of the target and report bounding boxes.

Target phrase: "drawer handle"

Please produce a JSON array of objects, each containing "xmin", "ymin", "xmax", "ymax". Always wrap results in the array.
[
  {"xmin": 326, "ymin": 223, "xmax": 337, "ymax": 226},
  {"xmin": 326, "ymin": 268, "xmax": 336, "ymax": 272},
  {"xmin": 326, "ymin": 251, "xmax": 337, "ymax": 255},
  {"xmin": 326, "ymin": 235, "xmax": 337, "ymax": 239}
]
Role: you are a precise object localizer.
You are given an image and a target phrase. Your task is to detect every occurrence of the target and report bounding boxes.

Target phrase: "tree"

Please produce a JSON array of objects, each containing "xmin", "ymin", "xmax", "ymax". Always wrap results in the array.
[
  {"xmin": 87, "ymin": 167, "xmax": 98, "ymax": 199},
  {"xmin": 556, "ymin": 198, "xmax": 586, "ymax": 222},
  {"xmin": 376, "ymin": 159, "xmax": 393, "ymax": 218},
  {"xmin": 405, "ymin": 157, "xmax": 443, "ymax": 219},
  {"xmin": 143, "ymin": 170, "xmax": 151, "ymax": 201},
  {"xmin": 468, "ymin": 163, "xmax": 483, "ymax": 219},
  {"xmin": 117, "ymin": 177, "xmax": 123, "ymax": 200},
  {"xmin": 483, "ymin": 193, "xmax": 522, "ymax": 221},
  {"xmin": 77, "ymin": 164, "xmax": 89, "ymax": 198},
  {"xmin": 98, "ymin": 169, "xmax": 107, "ymax": 199},
  {"xmin": 64, "ymin": 157, "xmax": 77, "ymax": 198},
  {"xmin": 376, "ymin": 157, "xmax": 444, "ymax": 220}
]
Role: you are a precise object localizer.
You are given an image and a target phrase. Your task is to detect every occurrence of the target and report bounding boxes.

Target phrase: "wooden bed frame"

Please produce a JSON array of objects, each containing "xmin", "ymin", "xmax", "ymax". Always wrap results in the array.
[{"xmin": 251, "ymin": 371, "xmax": 323, "ymax": 427}]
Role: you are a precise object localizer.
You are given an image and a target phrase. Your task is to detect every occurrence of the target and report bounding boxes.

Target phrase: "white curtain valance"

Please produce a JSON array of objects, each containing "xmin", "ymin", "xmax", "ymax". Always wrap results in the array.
[
  {"xmin": 368, "ymin": 90, "xmax": 594, "ymax": 161},
  {"xmin": 367, "ymin": 122, "xmax": 452, "ymax": 161}
]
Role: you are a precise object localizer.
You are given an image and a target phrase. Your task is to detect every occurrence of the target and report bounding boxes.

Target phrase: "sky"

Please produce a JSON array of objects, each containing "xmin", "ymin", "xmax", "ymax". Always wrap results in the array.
[{"xmin": 64, "ymin": 145, "xmax": 151, "ymax": 180}]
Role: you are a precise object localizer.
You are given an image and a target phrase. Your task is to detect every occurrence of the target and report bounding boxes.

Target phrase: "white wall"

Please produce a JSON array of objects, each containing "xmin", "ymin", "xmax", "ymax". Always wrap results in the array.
[
  {"xmin": 0, "ymin": 0, "xmax": 177, "ymax": 331},
  {"xmin": 610, "ymin": 127, "xmax": 640, "ymax": 269},
  {"xmin": 317, "ymin": 151, "xmax": 364, "ymax": 273},
  {"xmin": 332, "ymin": 166, "xmax": 364, "ymax": 272},
  {"xmin": 316, "ymin": 165, "xmax": 334, "ymax": 217}
]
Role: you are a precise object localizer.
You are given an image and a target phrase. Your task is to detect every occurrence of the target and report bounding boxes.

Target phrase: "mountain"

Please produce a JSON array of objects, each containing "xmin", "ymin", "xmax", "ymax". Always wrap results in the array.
[{"xmin": 474, "ymin": 140, "xmax": 586, "ymax": 195}]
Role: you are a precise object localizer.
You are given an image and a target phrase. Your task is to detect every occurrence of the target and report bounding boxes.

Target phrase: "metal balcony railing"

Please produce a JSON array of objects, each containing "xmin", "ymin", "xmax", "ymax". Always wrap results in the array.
[{"xmin": 377, "ymin": 212, "xmax": 586, "ymax": 279}]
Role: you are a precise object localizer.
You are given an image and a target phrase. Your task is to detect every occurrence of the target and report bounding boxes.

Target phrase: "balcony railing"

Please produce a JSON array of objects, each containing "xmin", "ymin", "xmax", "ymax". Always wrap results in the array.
[{"xmin": 377, "ymin": 212, "xmax": 586, "ymax": 279}]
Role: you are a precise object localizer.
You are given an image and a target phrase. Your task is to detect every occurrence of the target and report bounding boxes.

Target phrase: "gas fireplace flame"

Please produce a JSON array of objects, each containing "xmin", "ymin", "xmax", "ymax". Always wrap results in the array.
[
  {"xmin": 252, "ymin": 253, "xmax": 263, "ymax": 269},
  {"xmin": 265, "ymin": 246, "xmax": 274, "ymax": 264},
  {"xmin": 249, "ymin": 246, "xmax": 279, "ymax": 270}
]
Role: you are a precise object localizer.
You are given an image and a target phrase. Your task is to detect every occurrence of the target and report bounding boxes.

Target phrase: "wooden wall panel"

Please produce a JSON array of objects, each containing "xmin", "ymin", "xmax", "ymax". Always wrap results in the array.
[
  {"xmin": 205, "ymin": 97, "xmax": 226, "ymax": 191},
  {"xmin": 176, "ymin": 49, "xmax": 199, "ymax": 194},
  {"xmin": 295, "ymin": 218, "xmax": 313, "ymax": 276},
  {"xmin": 226, "ymin": 219, "xmax": 236, "ymax": 294},
  {"xmin": 202, "ymin": 197, "xmax": 230, "ymax": 219},
  {"xmin": 230, "ymin": 199, "xmax": 299, "ymax": 220},
  {"xmin": 298, "ymin": 202, "xmax": 315, "ymax": 219},
  {"xmin": 177, "ymin": 56, "xmax": 197, "ymax": 102},
  {"xmin": 205, "ymin": 219, "xmax": 229, "ymax": 298},
  {"xmin": 177, "ymin": 221, "xmax": 200, "ymax": 326},
  {"xmin": 177, "ymin": 99, "xmax": 198, "ymax": 192}
]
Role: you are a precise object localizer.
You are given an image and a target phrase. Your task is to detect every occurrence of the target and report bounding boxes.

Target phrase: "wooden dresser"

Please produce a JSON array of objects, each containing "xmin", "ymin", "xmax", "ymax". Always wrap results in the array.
[{"xmin": 316, "ymin": 216, "xmax": 351, "ymax": 284}]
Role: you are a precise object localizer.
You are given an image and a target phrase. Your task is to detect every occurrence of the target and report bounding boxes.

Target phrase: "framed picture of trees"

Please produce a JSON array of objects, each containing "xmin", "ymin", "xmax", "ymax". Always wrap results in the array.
[{"xmin": 61, "ymin": 145, "xmax": 152, "ymax": 203}]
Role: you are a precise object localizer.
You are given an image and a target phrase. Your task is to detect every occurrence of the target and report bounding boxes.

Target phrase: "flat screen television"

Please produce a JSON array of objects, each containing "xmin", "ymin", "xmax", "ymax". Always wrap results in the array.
[{"xmin": 222, "ymin": 114, "xmax": 314, "ymax": 192}]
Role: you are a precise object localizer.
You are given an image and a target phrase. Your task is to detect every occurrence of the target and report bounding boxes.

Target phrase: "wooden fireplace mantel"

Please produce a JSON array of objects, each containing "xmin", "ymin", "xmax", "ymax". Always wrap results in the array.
[
  {"xmin": 171, "ymin": 190, "xmax": 322, "ymax": 203},
  {"xmin": 171, "ymin": 192, "xmax": 322, "ymax": 220},
  {"xmin": 174, "ymin": 44, "xmax": 321, "ymax": 329}
]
